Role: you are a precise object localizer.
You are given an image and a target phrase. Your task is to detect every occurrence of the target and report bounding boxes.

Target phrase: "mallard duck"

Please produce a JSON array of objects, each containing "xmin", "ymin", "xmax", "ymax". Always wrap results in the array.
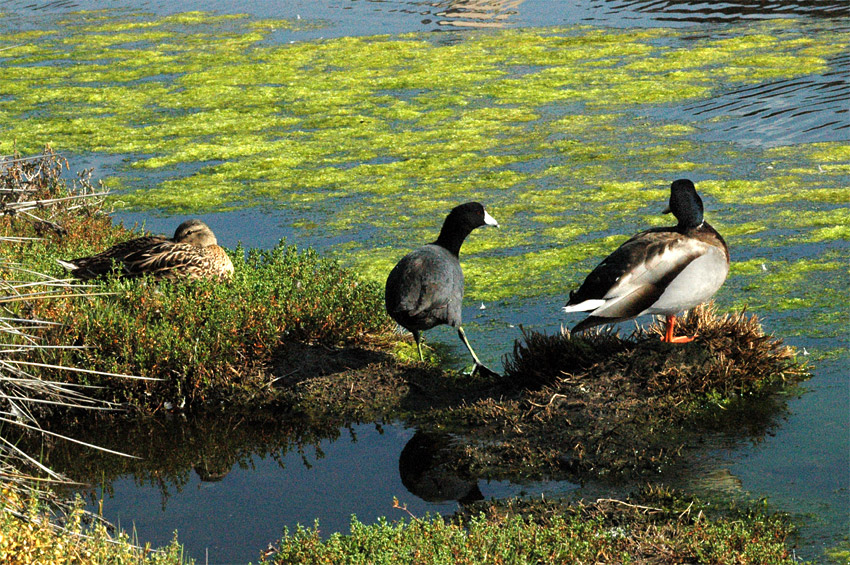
[
  {"xmin": 58, "ymin": 219, "xmax": 234, "ymax": 281},
  {"xmin": 385, "ymin": 202, "xmax": 499, "ymax": 374},
  {"xmin": 562, "ymin": 179, "xmax": 729, "ymax": 343}
]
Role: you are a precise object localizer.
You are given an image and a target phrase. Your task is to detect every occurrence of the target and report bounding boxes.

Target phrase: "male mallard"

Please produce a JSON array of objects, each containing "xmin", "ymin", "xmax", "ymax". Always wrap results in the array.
[
  {"xmin": 58, "ymin": 219, "xmax": 234, "ymax": 281},
  {"xmin": 562, "ymin": 179, "xmax": 729, "ymax": 343},
  {"xmin": 385, "ymin": 202, "xmax": 499, "ymax": 374}
]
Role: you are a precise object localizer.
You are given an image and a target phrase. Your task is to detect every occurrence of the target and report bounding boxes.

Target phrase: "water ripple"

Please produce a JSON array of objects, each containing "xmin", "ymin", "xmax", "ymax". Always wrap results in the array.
[
  {"xmin": 593, "ymin": 0, "xmax": 850, "ymax": 22},
  {"xmin": 683, "ymin": 54, "xmax": 849, "ymax": 146}
]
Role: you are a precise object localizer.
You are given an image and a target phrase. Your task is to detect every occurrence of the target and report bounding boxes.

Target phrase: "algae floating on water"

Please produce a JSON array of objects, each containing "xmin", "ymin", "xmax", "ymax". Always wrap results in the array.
[{"xmin": 0, "ymin": 12, "xmax": 846, "ymax": 334}]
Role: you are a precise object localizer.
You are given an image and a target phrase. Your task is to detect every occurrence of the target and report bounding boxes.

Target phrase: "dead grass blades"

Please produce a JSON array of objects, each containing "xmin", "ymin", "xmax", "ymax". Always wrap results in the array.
[{"xmin": 1, "ymin": 149, "xmax": 156, "ymax": 551}]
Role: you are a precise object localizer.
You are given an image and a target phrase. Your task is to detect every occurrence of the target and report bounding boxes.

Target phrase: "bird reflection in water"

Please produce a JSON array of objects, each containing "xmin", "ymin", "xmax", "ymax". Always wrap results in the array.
[
  {"xmin": 431, "ymin": 0, "xmax": 525, "ymax": 28},
  {"xmin": 193, "ymin": 456, "xmax": 235, "ymax": 483},
  {"xmin": 398, "ymin": 430, "xmax": 483, "ymax": 504}
]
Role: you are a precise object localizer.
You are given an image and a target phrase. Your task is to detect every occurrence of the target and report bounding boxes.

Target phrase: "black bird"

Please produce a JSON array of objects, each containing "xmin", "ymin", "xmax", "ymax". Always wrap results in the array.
[
  {"xmin": 563, "ymin": 179, "xmax": 729, "ymax": 342},
  {"xmin": 385, "ymin": 202, "xmax": 499, "ymax": 374}
]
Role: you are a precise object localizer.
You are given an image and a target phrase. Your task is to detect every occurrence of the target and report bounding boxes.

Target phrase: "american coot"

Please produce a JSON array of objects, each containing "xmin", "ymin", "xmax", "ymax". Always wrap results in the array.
[
  {"xmin": 563, "ymin": 179, "xmax": 729, "ymax": 343},
  {"xmin": 385, "ymin": 202, "xmax": 499, "ymax": 374},
  {"xmin": 57, "ymin": 219, "xmax": 234, "ymax": 281}
]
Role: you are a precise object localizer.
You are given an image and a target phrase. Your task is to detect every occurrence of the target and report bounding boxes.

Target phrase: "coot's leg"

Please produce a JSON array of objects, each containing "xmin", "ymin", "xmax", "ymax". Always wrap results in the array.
[{"xmin": 457, "ymin": 327, "xmax": 499, "ymax": 377}]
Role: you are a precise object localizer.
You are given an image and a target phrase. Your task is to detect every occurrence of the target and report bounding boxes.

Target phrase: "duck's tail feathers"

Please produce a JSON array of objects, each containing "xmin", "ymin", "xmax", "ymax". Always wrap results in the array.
[
  {"xmin": 562, "ymin": 299, "xmax": 606, "ymax": 313},
  {"xmin": 56, "ymin": 259, "xmax": 79, "ymax": 272},
  {"xmin": 571, "ymin": 316, "xmax": 613, "ymax": 334}
]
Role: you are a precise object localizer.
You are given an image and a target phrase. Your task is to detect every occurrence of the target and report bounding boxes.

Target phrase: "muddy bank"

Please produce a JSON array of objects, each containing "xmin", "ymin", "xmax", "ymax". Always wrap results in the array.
[
  {"xmin": 25, "ymin": 303, "xmax": 806, "ymax": 493},
  {"xmin": 260, "ymin": 304, "xmax": 807, "ymax": 483}
]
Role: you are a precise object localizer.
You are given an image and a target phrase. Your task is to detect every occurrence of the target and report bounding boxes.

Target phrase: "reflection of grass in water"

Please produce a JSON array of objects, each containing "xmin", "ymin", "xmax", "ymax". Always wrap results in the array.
[{"xmin": 23, "ymin": 408, "xmax": 347, "ymax": 506}]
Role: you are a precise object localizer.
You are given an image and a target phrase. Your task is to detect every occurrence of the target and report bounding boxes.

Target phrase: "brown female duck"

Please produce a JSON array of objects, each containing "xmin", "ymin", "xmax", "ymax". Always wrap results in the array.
[{"xmin": 58, "ymin": 219, "xmax": 234, "ymax": 281}]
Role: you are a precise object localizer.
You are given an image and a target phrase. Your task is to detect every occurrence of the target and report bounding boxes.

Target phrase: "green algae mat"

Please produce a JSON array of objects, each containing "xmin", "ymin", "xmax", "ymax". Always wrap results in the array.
[{"xmin": 1, "ymin": 13, "xmax": 847, "ymax": 324}]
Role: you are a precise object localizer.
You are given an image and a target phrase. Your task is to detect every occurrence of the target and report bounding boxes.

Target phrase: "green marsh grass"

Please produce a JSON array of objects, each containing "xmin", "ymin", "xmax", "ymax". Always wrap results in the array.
[
  {"xmin": 37, "ymin": 243, "xmax": 394, "ymax": 409},
  {"xmin": 1, "ymin": 150, "xmax": 396, "ymax": 411},
  {"xmin": 264, "ymin": 488, "xmax": 797, "ymax": 564},
  {"xmin": 0, "ymin": 489, "xmax": 189, "ymax": 565}
]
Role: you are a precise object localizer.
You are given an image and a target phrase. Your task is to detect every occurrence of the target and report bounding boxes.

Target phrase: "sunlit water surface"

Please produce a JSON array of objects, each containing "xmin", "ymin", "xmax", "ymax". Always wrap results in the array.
[{"xmin": 1, "ymin": 0, "xmax": 848, "ymax": 563}]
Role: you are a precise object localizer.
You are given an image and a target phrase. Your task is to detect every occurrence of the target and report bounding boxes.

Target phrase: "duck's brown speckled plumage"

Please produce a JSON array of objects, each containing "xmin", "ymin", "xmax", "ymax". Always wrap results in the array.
[{"xmin": 59, "ymin": 219, "xmax": 234, "ymax": 281}]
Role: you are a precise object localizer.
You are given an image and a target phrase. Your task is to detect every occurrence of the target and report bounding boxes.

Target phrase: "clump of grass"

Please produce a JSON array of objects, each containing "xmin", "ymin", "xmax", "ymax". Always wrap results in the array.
[
  {"xmin": 0, "ymin": 488, "xmax": 190, "ymax": 565},
  {"xmin": 0, "ymin": 264, "xmax": 146, "ymax": 476},
  {"xmin": 410, "ymin": 304, "xmax": 810, "ymax": 481},
  {"xmin": 263, "ymin": 487, "xmax": 797, "ymax": 564},
  {"xmin": 1, "ymin": 148, "xmax": 109, "ymax": 238},
  {"xmin": 33, "ymin": 242, "xmax": 394, "ymax": 410},
  {"xmin": 504, "ymin": 303, "xmax": 805, "ymax": 395}
]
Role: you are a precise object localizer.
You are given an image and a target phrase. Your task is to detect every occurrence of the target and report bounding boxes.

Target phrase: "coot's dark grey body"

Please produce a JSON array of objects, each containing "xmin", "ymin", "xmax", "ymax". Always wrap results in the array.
[
  {"xmin": 385, "ymin": 202, "xmax": 498, "ymax": 372},
  {"xmin": 386, "ymin": 244, "xmax": 464, "ymax": 333}
]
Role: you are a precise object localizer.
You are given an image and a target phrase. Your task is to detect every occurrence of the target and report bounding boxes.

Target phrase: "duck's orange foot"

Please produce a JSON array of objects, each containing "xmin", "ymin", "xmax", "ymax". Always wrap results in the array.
[
  {"xmin": 662, "ymin": 314, "xmax": 695, "ymax": 343},
  {"xmin": 666, "ymin": 335, "xmax": 695, "ymax": 344}
]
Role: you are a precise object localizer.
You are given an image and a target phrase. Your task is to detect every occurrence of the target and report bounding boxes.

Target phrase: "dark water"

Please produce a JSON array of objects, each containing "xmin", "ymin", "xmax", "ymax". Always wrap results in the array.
[
  {"xmin": 37, "ymin": 415, "xmax": 572, "ymax": 562},
  {"xmin": 3, "ymin": 1, "xmax": 848, "ymax": 563}
]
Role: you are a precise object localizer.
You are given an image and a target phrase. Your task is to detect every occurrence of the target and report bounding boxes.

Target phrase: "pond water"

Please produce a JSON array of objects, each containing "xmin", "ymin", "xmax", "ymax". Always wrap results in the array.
[{"xmin": 1, "ymin": 0, "xmax": 848, "ymax": 563}]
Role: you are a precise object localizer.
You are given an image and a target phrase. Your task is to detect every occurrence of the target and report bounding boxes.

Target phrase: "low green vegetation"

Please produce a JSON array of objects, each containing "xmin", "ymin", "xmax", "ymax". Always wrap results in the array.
[
  {"xmin": 0, "ymin": 483, "xmax": 798, "ymax": 565},
  {"xmin": 0, "ymin": 488, "xmax": 189, "ymax": 564},
  {"xmin": 36, "ymin": 244, "xmax": 392, "ymax": 408},
  {"xmin": 263, "ymin": 488, "xmax": 797, "ymax": 564},
  {"xmin": 1, "ymin": 151, "xmax": 396, "ymax": 411}
]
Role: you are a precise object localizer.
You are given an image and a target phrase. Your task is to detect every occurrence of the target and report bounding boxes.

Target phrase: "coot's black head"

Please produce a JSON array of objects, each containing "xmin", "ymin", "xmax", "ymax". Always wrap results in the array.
[
  {"xmin": 663, "ymin": 179, "xmax": 704, "ymax": 229},
  {"xmin": 436, "ymin": 202, "xmax": 499, "ymax": 255},
  {"xmin": 446, "ymin": 202, "xmax": 499, "ymax": 232}
]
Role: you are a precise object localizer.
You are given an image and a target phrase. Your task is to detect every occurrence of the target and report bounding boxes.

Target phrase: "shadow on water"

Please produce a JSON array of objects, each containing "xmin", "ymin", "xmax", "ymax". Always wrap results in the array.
[{"xmin": 399, "ymin": 430, "xmax": 484, "ymax": 504}]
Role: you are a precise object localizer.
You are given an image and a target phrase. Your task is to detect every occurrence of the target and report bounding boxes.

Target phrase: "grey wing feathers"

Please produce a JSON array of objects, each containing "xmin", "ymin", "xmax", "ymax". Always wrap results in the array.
[
  {"xmin": 386, "ymin": 246, "xmax": 462, "ymax": 330},
  {"xmin": 569, "ymin": 230, "xmax": 703, "ymax": 331},
  {"xmin": 391, "ymin": 254, "xmax": 448, "ymax": 315}
]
